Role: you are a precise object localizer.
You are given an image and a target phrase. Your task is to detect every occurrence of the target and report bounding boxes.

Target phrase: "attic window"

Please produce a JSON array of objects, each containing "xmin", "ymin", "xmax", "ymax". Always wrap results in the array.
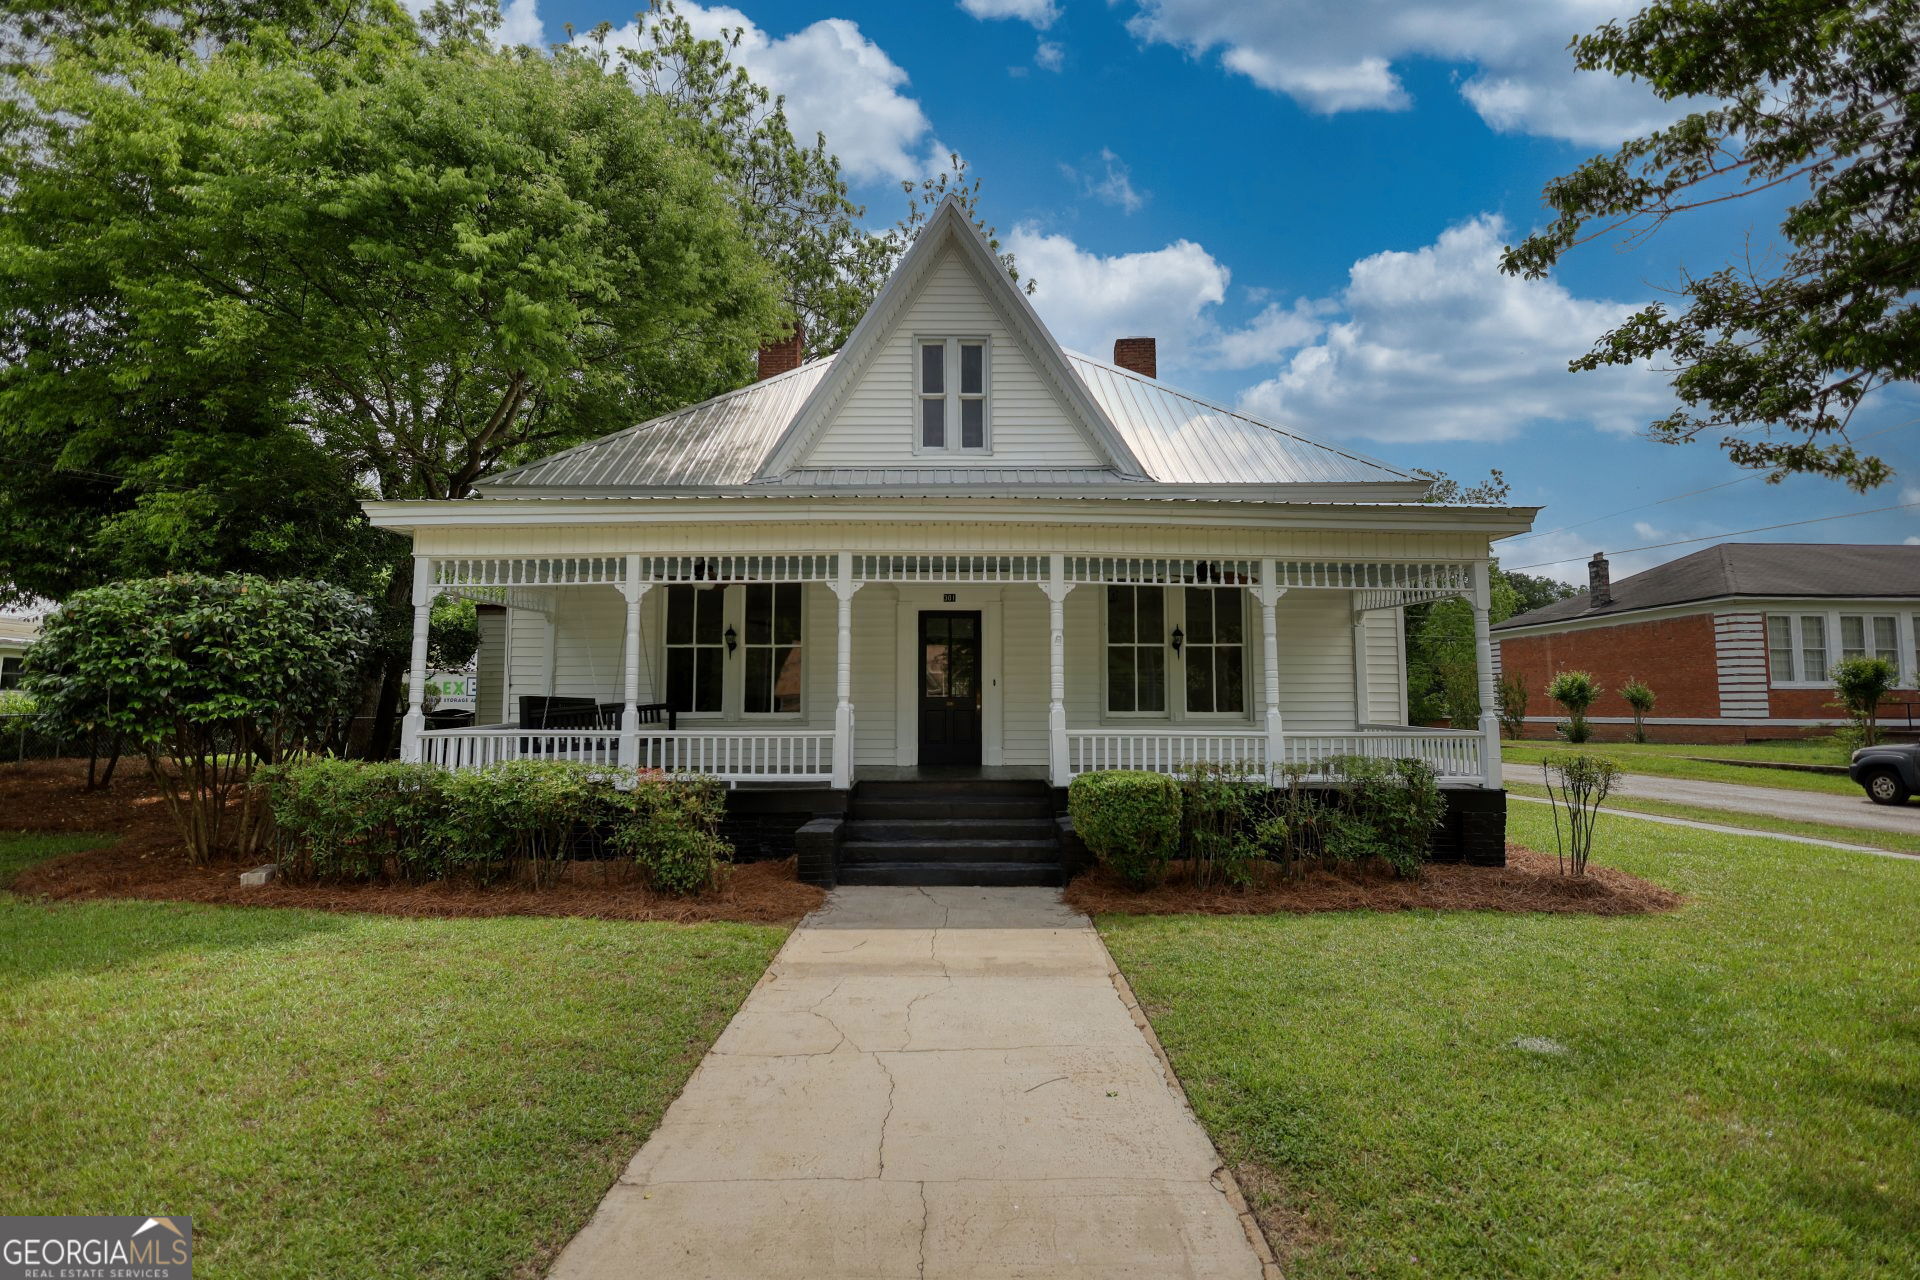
[{"xmin": 916, "ymin": 338, "xmax": 989, "ymax": 452}]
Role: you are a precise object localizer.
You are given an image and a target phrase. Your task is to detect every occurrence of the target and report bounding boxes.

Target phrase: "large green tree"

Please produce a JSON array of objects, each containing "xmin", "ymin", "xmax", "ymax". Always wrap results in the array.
[{"xmin": 1503, "ymin": 0, "xmax": 1919, "ymax": 490}]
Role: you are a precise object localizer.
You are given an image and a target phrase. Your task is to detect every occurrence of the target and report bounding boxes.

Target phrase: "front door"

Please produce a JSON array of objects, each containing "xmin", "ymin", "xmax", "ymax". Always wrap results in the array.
[{"xmin": 918, "ymin": 611, "xmax": 982, "ymax": 766}]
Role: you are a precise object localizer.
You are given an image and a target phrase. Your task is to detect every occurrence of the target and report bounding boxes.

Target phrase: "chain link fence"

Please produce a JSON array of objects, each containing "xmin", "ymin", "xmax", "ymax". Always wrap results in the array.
[{"xmin": 0, "ymin": 713, "xmax": 79, "ymax": 763}]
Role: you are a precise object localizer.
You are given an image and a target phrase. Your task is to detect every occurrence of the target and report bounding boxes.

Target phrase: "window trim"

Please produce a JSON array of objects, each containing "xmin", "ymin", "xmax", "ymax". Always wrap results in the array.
[
  {"xmin": 660, "ymin": 584, "xmax": 731, "ymax": 719},
  {"xmin": 911, "ymin": 334, "xmax": 992, "ymax": 455},
  {"xmin": 1102, "ymin": 584, "xmax": 1170, "ymax": 719},
  {"xmin": 739, "ymin": 582, "xmax": 807, "ymax": 720},
  {"xmin": 1099, "ymin": 586, "xmax": 1255, "ymax": 723},
  {"xmin": 1766, "ymin": 608, "xmax": 1911, "ymax": 687}
]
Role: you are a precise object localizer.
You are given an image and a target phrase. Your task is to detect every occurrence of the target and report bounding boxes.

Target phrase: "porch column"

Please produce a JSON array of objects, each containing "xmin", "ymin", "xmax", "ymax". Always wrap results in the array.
[
  {"xmin": 1043, "ymin": 554, "xmax": 1074, "ymax": 788},
  {"xmin": 400, "ymin": 555, "xmax": 435, "ymax": 763},
  {"xmin": 1471, "ymin": 559, "xmax": 1503, "ymax": 789},
  {"xmin": 829, "ymin": 555, "xmax": 863, "ymax": 790},
  {"xmin": 617, "ymin": 558, "xmax": 651, "ymax": 771},
  {"xmin": 1253, "ymin": 560, "xmax": 1286, "ymax": 783}
]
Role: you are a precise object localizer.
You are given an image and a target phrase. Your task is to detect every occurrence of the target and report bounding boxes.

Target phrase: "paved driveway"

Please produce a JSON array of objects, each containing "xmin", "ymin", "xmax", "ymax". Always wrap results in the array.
[
  {"xmin": 1607, "ymin": 771, "xmax": 1920, "ymax": 835},
  {"xmin": 550, "ymin": 886, "xmax": 1270, "ymax": 1279}
]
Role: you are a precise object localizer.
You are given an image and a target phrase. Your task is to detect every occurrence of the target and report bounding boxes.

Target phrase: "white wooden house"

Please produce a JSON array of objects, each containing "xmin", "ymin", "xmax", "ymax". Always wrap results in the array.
[{"xmin": 364, "ymin": 198, "xmax": 1535, "ymax": 874}]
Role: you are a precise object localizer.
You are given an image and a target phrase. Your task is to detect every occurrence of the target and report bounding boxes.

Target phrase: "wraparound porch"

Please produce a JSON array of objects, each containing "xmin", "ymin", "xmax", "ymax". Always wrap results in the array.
[{"xmin": 402, "ymin": 551, "xmax": 1505, "ymax": 790}]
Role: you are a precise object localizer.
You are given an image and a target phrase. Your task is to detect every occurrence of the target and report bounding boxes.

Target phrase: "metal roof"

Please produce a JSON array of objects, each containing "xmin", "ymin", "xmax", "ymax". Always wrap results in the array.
[
  {"xmin": 1497, "ymin": 542, "xmax": 1920, "ymax": 630},
  {"xmin": 476, "ymin": 351, "xmax": 1423, "ymax": 495}
]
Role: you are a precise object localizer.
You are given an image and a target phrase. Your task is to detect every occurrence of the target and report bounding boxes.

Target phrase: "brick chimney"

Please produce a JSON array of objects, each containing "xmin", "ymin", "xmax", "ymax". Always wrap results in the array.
[
  {"xmin": 756, "ymin": 320, "xmax": 806, "ymax": 381},
  {"xmin": 1587, "ymin": 552, "xmax": 1612, "ymax": 609},
  {"xmin": 1112, "ymin": 336, "xmax": 1156, "ymax": 378}
]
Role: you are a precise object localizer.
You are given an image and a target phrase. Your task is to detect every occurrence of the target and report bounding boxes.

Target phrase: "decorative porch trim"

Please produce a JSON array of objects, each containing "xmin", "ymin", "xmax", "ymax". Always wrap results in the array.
[
  {"xmin": 433, "ymin": 556, "xmax": 627, "ymax": 587},
  {"xmin": 854, "ymin": 554, "xmax": 1046, "ymax": 584},
  {"xmin": 435, "ymin": 584, "xmax": 554, "ymax": 616},
  {"xmin": 1065, "ymin": 556, "xmax": 1258, "ymax": 585},
  {"xmin": 1352, "ymin": 586, "xmax": 1466, "ymax": 612},
  {"xmin": 636, "ymin": 554, "xmax": 838, "ymax": 583},
  {"xmin": 1275, "ymin": 561, "xmax": 1473, "ymax": 591}
]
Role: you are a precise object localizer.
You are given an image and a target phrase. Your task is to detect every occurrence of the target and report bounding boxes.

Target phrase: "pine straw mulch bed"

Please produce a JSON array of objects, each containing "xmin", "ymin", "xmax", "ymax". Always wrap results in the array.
[
  {"xmin": 1, "ymin": 759, "xmax": 825, "ymax": 925},
  {"xmin": 1064, "ymin": 845, "xmax": 1682, "ymax": 917}
]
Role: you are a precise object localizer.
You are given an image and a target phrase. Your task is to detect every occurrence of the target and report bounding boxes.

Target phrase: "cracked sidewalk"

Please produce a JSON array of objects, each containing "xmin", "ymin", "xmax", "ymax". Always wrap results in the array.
[{"xmin": 547, "ymin": 885, "xmax": 1273, "ymax": 1279}]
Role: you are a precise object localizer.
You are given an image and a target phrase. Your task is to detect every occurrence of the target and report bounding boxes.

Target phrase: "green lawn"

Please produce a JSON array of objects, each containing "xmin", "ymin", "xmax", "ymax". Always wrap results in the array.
[
  {"xmin": 1098, "ymin": 805, "xmax": 1920, "ymax": 1279},
  {"xmin": 1505, "ymin": 780, "xmax": 1920, "ymax": 856},
  {"xmin": 1503, "ymin": 738, "xmax": 1860, "ymax": 795},
  {"xmin": 0, "ymin": 832, "xmax": 786, "ymax": 1279}
]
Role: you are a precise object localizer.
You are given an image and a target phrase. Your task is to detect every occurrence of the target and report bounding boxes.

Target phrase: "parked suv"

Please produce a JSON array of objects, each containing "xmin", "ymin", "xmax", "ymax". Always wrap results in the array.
[{"xmin": 1849, "ymin": 743, "xmax": 1920, "ymax": 805}]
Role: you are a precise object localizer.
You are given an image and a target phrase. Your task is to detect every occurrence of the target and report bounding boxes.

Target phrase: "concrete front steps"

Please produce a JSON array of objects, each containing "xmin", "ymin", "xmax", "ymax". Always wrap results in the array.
[{"xmin": 834, "ymin": 779, "xmax": 1066, "ymax": 887}]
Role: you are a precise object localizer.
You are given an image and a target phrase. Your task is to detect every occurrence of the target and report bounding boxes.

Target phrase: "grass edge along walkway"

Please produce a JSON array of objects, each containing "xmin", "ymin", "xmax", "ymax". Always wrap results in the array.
[
  {"xmin": 1504, "ymin": 780, "xmax": 1920, "ymax": 857},
  {"xmin": 1, "ymin": 830, "xmax": 789, "ymax": 1280},
  {"xmin": 1096, "ymin": 804, "xmax": 1920, "ymax": 1280}
]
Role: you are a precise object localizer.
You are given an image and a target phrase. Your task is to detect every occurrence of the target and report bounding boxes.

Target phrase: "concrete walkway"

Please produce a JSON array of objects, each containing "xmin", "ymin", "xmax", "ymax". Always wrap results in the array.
[
  {"xmin": 550, "ymin": 886, "xmax": 1271, "ymax": 1280},
  {"xmin": 1607, "ymin": 771, "xmax": 1920, "ymax": 835}
]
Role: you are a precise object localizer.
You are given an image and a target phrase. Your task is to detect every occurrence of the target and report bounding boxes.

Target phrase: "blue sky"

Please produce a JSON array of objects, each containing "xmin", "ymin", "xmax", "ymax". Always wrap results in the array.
[{"xmin": 516, "ymin": 0, "xmax": 1919, "ymax": 584}]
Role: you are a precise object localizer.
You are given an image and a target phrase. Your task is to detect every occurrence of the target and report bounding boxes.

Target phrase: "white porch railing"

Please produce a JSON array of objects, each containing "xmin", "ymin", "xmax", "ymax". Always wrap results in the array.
[
  {"xmin": 419, "ymin": 728, "xmax": 622, "ymax": 770},
  {"xmin": 1068, "ymin": 731, "xmax": 1268, "ymax": 775},
  {"xmin": 1280, "ymin": 729, "xmax": 1483, "ymax": 780},
  {"xmin": 1065, "ymin": 728, "xmax": 1486, "ymax": 782},
  {"xmin": 416, "ymin": 727, "xmax": 834, "ymax": 782},
  {"xmin": 637, "ymin": 730, "xmax": 834, "ymax": 782}
]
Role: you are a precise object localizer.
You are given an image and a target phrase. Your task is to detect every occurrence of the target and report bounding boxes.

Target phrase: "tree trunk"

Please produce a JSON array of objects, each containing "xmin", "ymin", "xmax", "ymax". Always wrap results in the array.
[{"xmin": 361, "ymin": 568, "xmax": 415, "ymax": 759}]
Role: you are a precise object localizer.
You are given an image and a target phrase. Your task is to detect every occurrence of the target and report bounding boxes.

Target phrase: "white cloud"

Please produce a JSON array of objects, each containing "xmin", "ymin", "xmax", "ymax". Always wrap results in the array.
[
  {"xmin": 1010, "ymin": 226, "xmax": 1231, "ymax": 366},
  {"xmin": 1061, "ymin": 148, "xmax": 1147, "ymax": 213},
  {"xmin": 1035, "ymin": 39, "xmax": 1065, "ymax": 71},
  {"xmin": 1906, "ymin": 535, "xmax": 1920, "ymax": 546},
  {"xmin": 1122, "ymin": 0, "xmax": 1679, "ymax": 145},
  {"xmin": 960, "ymin": 0, "xmax": 1060, "ymax": 29},
  {"xmin": 498, "ymin": 0, "xmax": 543, "ymax": 45},
  {"xmin": 400, "ymin": 0, "xmax": 544, "ymax": 45},
  {"xmin": 583, "ymin": 4, "xmax": 932, "ymax": 183},
  {"xmin": 1237, "ymin": 215, "xmax": 1671, "ymax": 443}
]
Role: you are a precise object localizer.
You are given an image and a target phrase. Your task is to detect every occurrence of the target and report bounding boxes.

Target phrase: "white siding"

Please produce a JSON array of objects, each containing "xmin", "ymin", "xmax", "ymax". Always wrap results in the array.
[
  {"xmin": 851, "ymin": 586, "xmax": 897, "ymax": 764},
  {"xmin": 1001, "ymin": 587, "xmax": 1051, "ymax": 765},
  {"xmin": 475, "ymin": 606, "xmax": 506, "ymax": 723},
  {"xmin": 1361, "ymin": 608, "xmax": 1408, "ymax": 725},
  {"xmin": 799, "ymin": 245, "xmax": 1105, "ymax": 470},
  {"xmin": 1714, "ymin": 611, "xmax": 1769, "ymax": 718},
  {"xmin": 1275, "ymin": 591, "xmax": 1359, "ymax": 731}
]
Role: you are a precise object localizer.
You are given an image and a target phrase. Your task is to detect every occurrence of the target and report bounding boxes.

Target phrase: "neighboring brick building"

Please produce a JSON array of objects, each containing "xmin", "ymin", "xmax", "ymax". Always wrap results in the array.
[{"xmin": 1494, "ymin": 543, "xmax": 1920, "ymax": 742}]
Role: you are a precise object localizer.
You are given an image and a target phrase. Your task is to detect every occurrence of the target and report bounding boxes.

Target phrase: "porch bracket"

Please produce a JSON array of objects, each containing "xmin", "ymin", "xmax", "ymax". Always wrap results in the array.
[
  {"xmin": 1043, "ymin": 553, "xmax": 1077, "ymax": 788},
  {"xmin": 1252, "ymin": 561, "xmax": 1288, "ymax": 784},
  {"xmin": 400, "ymin": 555, "xmax": 440, "ymax": 763},
  {"xmin": 617, "ymin": 560, "xmax": 652, "ymax": 771},
  {"xmin": 829, "ymin": 554, "xmax": 864, "ymax": 790},
  {"xmin": 1471, "ymin": 559, "xmax": 1503, "ymax": 789}
]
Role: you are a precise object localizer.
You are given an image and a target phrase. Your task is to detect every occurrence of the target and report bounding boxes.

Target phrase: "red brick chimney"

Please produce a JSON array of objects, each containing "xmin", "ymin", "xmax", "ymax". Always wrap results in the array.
[
  {"xmin": 1112, "ymin": 337, "xmax": 1156, "ymax": 378},
  {"xmin": 757, "ymin": 320, "xmax": 806, "ymax": 380}
]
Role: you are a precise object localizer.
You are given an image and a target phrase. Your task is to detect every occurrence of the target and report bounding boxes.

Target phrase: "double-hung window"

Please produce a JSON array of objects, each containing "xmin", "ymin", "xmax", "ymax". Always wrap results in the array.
[
  {"xmin": 916, "ymin": 338, "xmax": 988, "ymax": 452},
  {"xmin": 1839, "ymin": 613, "xmax": 1900, "ymax": 666},
  {"xmin": 1106, "ymin": 585, "xmax": 1166, "ymax": 714},
  {"xmin": 743, "ymin": 584, "xmax": 803, "ymax": 714},
  {"xmin": 1766, "ymin": 612, "xmax": 1832, "ymax": 684},
  {"xmin": 664, "ymin": 586, "xmax": 726, "ymax": 714},
  {"xmin": 1182, "ymin": 587, "xmax": 1246, "ymax": 715}
]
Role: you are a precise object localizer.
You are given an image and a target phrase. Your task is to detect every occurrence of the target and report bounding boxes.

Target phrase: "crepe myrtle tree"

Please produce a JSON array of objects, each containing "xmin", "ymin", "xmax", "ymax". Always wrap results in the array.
[
  {"xmin": 1831, "ymin": 655, "xmax": 1899, "ymax": 747},
  {"xmin": 1620, "ymin": 678, "xmax": 1657, "ymax": 743},
  {"xmin": 1546, "ymin": 670, "xmax": 1603, "ymax": 744},
  {"xmin": 24, "ymin": 575, "xmax": 375, "ymax": 863}
]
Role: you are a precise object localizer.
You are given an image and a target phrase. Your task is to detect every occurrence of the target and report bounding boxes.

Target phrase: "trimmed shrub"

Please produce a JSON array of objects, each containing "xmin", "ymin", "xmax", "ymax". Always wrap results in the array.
[
  {"xmin": 610, "ymin": 773, "xmax": 731, "ymax": 895},
  {"xmin": 1176, "ymin": 761, "xmax": 1264, "ymax": 889},
  {"xmin": 260, "ymin": 759, "xmax": 735, "ymax": 894},
  {"xmin": 1069, "ymin": 770, "xmax": 1181, "ymax": 888},
  {"xmin": 1322, "ymin": 756, "xmax": 1445, "ymax": 878},
  {"xmin": 257, "ymin": 758, "xmax": 449, "ymax": 883}
]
